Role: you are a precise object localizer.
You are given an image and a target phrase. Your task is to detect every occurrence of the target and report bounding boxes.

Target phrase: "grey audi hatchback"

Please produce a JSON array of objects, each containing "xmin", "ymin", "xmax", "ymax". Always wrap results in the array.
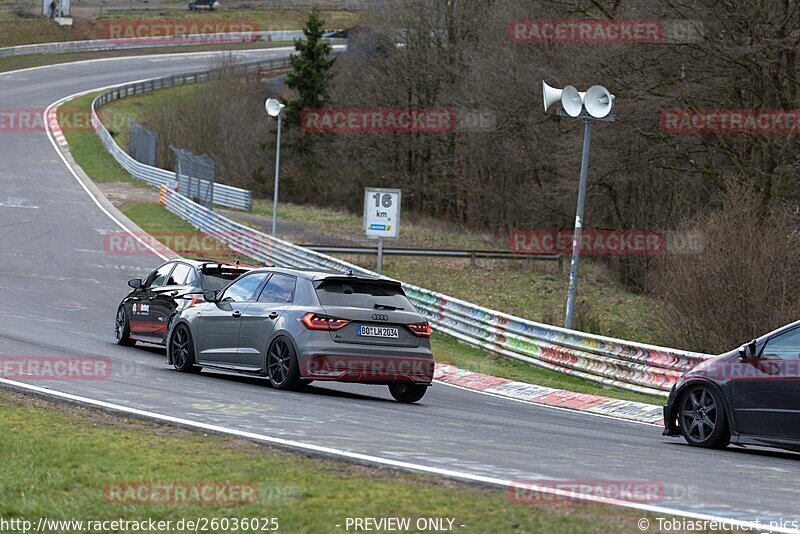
[{"xmin": 167, "ymin": 267, "xmax": 434, "ymax": 402}]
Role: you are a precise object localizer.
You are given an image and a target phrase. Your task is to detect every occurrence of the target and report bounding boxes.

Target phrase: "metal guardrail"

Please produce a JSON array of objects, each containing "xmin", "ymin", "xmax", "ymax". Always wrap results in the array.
[
  {"xmin": 85, "ymin": 47, "xmax": 710, "ymax": 396},
  {"xmin": 303, "ymin": 245, "xmax": 564, "ymax": 269},
  {"xmin": 160, "ymin": 187, "xmax": 711, "ymax": 396},
  {"xmin": 91, "ymin": 58, "xmax": 294, "ymax": 210},
  {"xmin": 0, "ymin": 30, "xmax": 338, "ymax": 58}
]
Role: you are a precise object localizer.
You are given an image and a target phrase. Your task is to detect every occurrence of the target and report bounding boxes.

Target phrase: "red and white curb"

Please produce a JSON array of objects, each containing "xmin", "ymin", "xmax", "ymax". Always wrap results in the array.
[
  {"xmin": 434, "ymin": 364, "xmax": 664, "ymax": 425},
  {"xmin": 47, "ymin": 107, "xmax": 67, "ymax": 146}
]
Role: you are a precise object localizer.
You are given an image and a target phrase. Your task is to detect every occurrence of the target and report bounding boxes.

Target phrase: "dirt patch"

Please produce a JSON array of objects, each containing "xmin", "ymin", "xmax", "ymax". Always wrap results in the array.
[{"xmin": 97, "ymin": 181, "xmax": 160, "ymax": 207}]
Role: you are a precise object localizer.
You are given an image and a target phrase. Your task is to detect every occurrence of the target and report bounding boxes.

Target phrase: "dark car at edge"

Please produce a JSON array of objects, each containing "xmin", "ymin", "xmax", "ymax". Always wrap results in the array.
[{"xmin": 663, "ymin": 320, "xmax": 800, "ymax": 452}]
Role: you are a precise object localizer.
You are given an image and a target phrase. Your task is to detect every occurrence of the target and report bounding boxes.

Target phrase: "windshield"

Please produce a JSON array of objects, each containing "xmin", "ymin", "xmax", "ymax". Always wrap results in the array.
[
  {"xmin": 200, "ymin": 266, "xmax": 250, "ymax": 291},
  {"xmin": 315, "ymin": 279, "xmax": 413, "ymax": 310}
]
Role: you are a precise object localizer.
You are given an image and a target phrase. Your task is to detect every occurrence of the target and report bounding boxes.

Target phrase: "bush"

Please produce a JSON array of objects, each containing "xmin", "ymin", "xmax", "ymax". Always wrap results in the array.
[{"xmin": 649, "ymin": 181, "xmax": 800, "ymax": 353}]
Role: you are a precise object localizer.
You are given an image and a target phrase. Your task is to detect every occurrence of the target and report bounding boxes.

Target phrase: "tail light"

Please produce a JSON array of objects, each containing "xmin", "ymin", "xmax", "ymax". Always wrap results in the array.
[
  {"xmin": 408, "ymin": 322, "xmax": 431, "ymax": 337},
  {"xmin": 301, "ymin": 312, "xmax": 350, "ymax": 331}
]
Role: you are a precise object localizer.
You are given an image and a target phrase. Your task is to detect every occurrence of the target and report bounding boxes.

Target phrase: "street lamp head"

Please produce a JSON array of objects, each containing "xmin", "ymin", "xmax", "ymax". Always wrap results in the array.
[{"xmin": 265, "ymin": 98, "xmax": 285, "ymax": 118}]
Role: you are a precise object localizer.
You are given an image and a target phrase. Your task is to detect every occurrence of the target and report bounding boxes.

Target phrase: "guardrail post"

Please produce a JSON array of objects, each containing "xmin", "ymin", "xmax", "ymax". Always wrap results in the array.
[{"xmin": 470, "ymin": 252, "xmax": 476, "ymax": 268}]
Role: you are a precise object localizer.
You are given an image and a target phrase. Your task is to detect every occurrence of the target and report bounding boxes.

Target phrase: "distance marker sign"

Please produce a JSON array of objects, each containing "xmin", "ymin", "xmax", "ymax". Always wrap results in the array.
[{"xmin": 363, "ymin": 188, "xmax": 401, "ymax": 239}]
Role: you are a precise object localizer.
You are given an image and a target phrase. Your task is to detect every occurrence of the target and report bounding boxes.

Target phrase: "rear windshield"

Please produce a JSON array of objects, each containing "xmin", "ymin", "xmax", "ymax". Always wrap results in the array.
[
  {"xmin": 315, "ymin": 279, "xmax": 413, "ymax": 309},
  {"xmin": 201, "ymin": 267, "xmax": 250, "ymax": 291}
]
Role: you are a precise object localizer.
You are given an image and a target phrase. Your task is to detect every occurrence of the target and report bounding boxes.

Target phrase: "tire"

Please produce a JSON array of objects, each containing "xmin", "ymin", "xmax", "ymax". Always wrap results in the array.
[
  {"xmin": 170, "ymin": 324, "xmax": 201, "ymax": 373},
  {"xmin": 388, "ymin": 383, "xmax": 428, "ymax": 403},
  {"xmin": 267, "ymin": 337, "xmax": 301, "ymax": 390},
  {"xmin": 115, "ymin": 306, "xmax": 136, "ymax": 347},
  {"xmin": 679, "ymin": 384, "xmax": 730, "ymax": 449}
]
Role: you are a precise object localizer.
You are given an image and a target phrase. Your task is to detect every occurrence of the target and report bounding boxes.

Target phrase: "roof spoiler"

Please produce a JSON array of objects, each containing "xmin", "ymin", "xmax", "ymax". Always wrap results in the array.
[{"xmin": 315, "ymin": 276, "xmax": 401, "ymax": 288}]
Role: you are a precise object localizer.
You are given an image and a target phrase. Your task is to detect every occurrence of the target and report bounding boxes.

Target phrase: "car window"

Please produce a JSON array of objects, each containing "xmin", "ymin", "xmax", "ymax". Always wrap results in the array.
[
  {"xmin": 170, "ymin": 263, "xmax": 193, "ymax": 285},
  {"xmin": 201, "ymin": 266, "xmax": 250, "ymax": 291},
  {"xmin": 258, "ymin": 274, "xmax": 296, "ymax": 303},
  {"xmin": 762, "ymin": 327, "xmax": 800, "ymax": 360},
  {"xmin": 184, "ymin": 267, "xmax": 199, "ymax": 287},
  {"xmin": 145, "ymin": 263, "xmax": 175, "ymax": 289},
  {"xmin": 221, "ymin": 273, "xmax": 269, "ymax": 303},
  {"xmin": 315, "ymin": 279, "xmax": 413, "ymax": 310}
]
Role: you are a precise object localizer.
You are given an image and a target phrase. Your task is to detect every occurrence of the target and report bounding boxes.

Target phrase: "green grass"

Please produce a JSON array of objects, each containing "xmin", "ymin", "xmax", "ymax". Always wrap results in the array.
[
  {"xmin": 122, "ymin": 201, "xmax": 263, "ymax": 266},
  {"xmin": 250, "ymin": 199, "xmax": 498, "ymax": 250},
  {"xmin": 60, "ymin": 93, "xmax": 146, "ymax": 186},
  {"xmin": 100, "ymin": 84, "xmax": 198, "ymax": 150},
  {"xmin": 0, "ymin": 9, "xmax": 359, "ymax": 47},
  {"xmin": 0, "ymin": 390, "xmax": 658, "ymax": 533}
]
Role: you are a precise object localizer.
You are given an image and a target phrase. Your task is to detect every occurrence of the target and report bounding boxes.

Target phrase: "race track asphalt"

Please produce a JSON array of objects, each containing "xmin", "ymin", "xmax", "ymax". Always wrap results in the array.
[{"xmin": 0, "ymin": 48, "xmax": 799, "ymax": 527}]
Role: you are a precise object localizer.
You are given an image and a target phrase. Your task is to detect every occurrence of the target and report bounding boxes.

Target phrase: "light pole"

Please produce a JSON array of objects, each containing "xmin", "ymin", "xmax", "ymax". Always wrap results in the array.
[
  {"xmin": 542, "ymin": 81, "xmax": 616, "ymax": 330},
  {"xmin": 265, "ymin": 98, "xmax": 286, "ymax": 236}
]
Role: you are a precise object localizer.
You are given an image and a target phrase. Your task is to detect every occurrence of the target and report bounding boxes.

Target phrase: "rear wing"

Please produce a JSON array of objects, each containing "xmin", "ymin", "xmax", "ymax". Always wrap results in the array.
[{"xmin": 314, "ymin": 276, "xmax": 403, "ymax": 291}]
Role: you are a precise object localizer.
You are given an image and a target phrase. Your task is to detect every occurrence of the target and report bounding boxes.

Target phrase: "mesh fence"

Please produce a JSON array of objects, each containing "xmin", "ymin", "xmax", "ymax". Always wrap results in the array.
[
  {"xmin": 171, "ymin": 146, "xmax": 215, "ymax": 210},
  {"xmin": 129, "ymin": 123, "xmax": 157, "ymax": 167}
]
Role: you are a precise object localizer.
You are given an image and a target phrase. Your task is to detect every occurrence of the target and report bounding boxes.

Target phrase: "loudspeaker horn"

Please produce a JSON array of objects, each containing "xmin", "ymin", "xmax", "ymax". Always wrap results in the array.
[
  {"xmin": 542, "ymin": 81, "xmax": 563, "ymax": 112},
  {"xmin": 584, "ymin": 85, "xmax": 615, "ymax": 118},
  {"xmin": 561, "ymin": 85, "xmax": 586, "ymax": 117}
]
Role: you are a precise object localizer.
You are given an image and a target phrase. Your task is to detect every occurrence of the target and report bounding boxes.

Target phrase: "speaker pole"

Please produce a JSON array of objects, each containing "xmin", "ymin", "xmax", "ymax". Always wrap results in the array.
[{"xmin": 564, "ymin": 119, "xmax": 592, "ymax": 330}]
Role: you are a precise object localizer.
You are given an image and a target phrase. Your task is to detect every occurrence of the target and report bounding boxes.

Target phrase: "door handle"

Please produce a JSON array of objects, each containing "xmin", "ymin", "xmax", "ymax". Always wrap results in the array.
[
  {"xmin": 232, "ymin": 311, "xmax": 242, "ymax": 318},
  {"xmin": 269, "ymin": 312, "xmax": 279, "ymax": 320}
]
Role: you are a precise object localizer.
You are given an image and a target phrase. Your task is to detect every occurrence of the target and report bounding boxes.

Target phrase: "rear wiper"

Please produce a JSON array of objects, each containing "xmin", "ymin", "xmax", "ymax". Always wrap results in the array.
[{"xmin": 374, "ymin": 303, "xmax": 403, "ymax": 310}]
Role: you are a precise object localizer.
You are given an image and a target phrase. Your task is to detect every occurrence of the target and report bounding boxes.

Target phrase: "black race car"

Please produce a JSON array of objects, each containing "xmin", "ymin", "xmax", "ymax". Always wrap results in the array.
[
  {"xmin": 115, "ymin": 260, "xmax": 251, "ymax": 347},
  {"xmin": 663, "ymin": 320, "xmax": 800, "ymax": 452}
]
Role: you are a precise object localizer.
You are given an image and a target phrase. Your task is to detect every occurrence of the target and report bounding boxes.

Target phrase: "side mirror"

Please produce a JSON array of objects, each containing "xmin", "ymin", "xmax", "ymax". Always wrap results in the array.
[
  {"xmin": 738, "ymin": 339, "xmax": 757, "ymax": 359},
  {"xmin": 203, "ymin": 290, "xmax": 218, "ymax": 302},
  {"xmin": 128, "ymin": 278, "xmax": 142, "ymax": 289}
]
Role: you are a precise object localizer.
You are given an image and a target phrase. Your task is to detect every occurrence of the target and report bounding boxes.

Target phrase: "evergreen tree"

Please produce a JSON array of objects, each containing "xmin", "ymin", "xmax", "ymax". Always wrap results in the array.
[{"xmin": 285, "ymin": 8, "xmax": 336, "ymax": 125}]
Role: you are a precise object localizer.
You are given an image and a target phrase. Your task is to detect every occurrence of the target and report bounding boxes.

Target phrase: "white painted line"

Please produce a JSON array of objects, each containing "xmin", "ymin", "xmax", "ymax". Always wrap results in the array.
[{"xmin": 0, "ymin": 377, "xmax": 795, "ymax": 533}]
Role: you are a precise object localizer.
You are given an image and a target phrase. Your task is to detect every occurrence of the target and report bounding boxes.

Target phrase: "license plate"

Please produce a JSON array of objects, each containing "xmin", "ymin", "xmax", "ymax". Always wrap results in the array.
[{"xmin": 358, "ymin": 325, "xmax": 399, "ymax": 338}]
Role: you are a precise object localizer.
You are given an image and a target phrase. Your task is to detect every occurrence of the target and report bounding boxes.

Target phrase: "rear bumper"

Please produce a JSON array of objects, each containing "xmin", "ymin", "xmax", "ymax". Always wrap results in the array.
[{"xmin": 297, "ymin": 342, "xmax": 434, "ymax": 384}]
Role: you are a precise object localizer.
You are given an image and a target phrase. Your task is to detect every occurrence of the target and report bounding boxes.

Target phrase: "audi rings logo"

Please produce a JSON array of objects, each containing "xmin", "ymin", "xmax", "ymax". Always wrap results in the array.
[{"xmin": 372, "ymin": 314, "xmax": 389, "ymax": 321}]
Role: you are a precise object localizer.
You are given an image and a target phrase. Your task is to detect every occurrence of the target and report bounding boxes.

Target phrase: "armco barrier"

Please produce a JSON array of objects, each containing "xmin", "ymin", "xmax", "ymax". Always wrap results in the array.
[
  {"xmin": 90, "ymin": 59, "xmax": 296, "ymax": 210},
  {"xmin": 83, "ymin": 47, "xmax": 710, "ymax": 396},
  {"xmin": 159, "ymin": 187, "xmax": 710, "ymax": 396},
  {"xmin": 0, "ymin": 30, "xmax": 337, "ymax": 58}
]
